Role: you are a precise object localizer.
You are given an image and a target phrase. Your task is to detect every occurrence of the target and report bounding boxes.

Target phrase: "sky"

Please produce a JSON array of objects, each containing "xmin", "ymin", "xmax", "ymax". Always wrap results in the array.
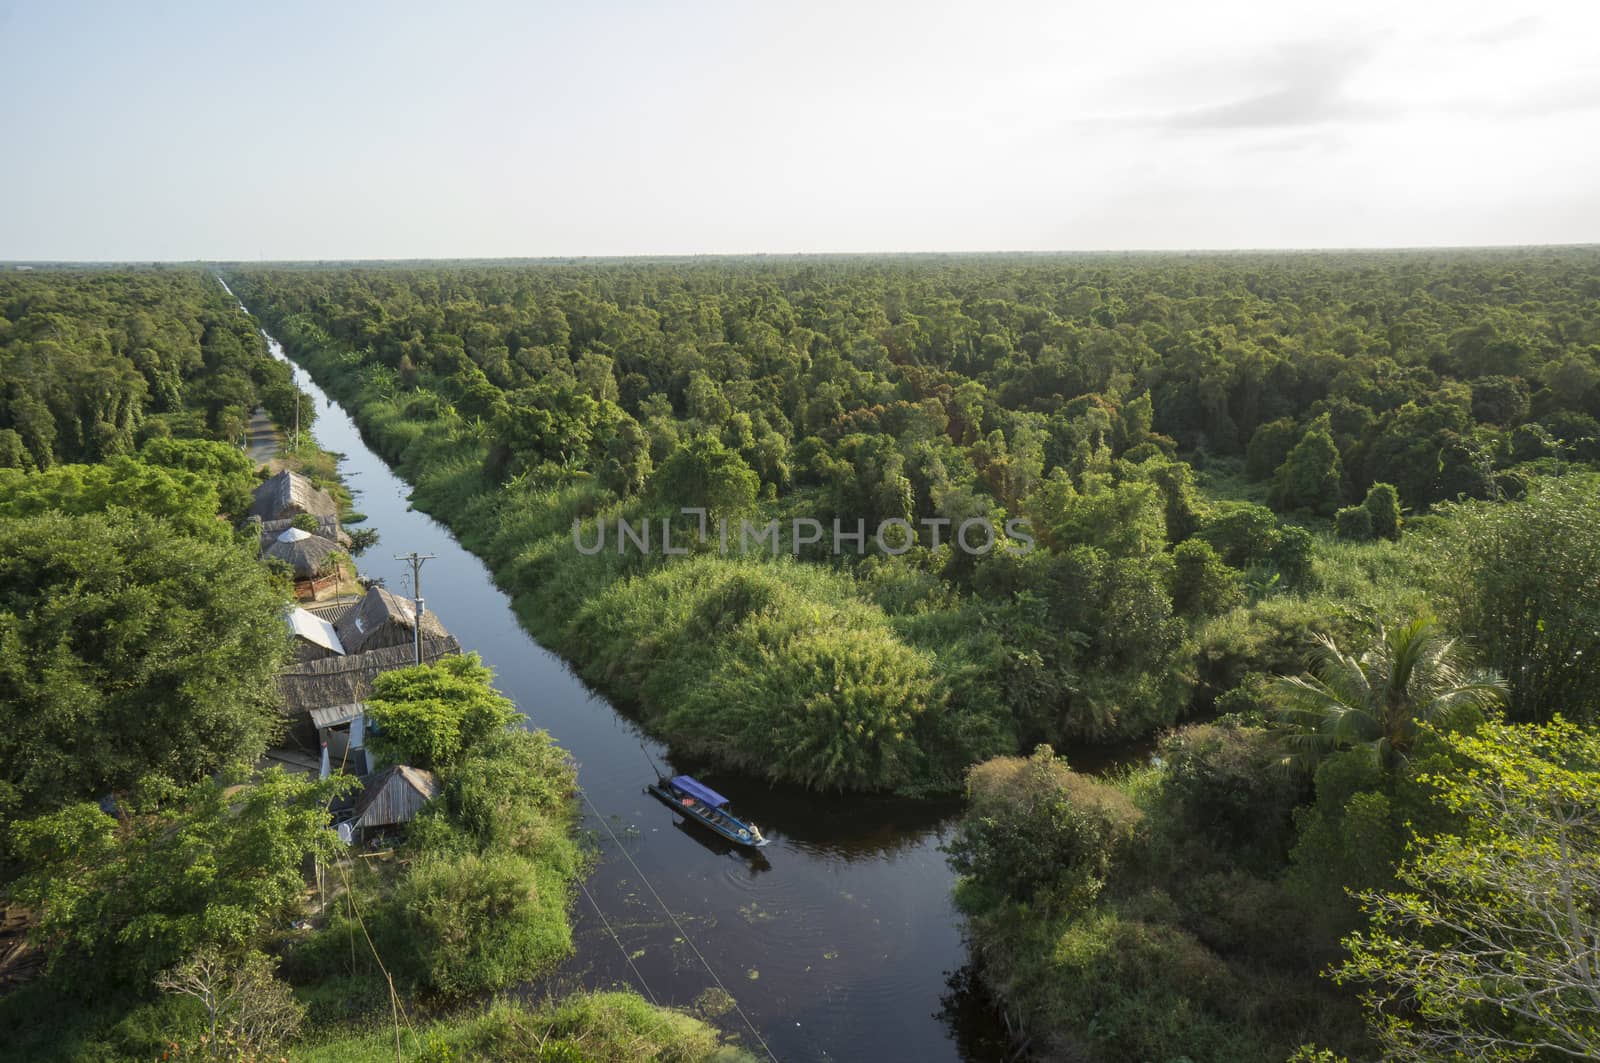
[{"xmin": 2, "ymin": 0, "xmax": 1598, "ymax": 259}]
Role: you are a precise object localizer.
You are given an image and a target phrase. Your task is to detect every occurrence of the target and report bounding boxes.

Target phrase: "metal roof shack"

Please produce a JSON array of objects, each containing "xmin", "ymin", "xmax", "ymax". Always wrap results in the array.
[
  {"xmin": 249, "ymin": 470, "xmax": 339, "ymax": 522},
  {"xmin": 286, "ymin": 606, "xmax": 345, "ymax": 660},
  {"xmin": 346, "ymin": 766, "xmax": 439, "ymax": 835}
]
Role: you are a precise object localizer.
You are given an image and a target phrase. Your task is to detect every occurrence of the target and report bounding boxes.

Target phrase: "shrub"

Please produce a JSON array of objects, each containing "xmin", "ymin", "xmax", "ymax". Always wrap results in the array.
[
  {"xmin": 1361, "ymin": 482, "xmax": 1401, "ymax": 540},
  {"xmin": 395, "ymin": 850, "xmax": 573, "ymax": 997},
  {"xmin": 948, "ymin": 745, "xmax": 1142, "ymax": 912},
  {"xmin": 1157, "ymin": 722, "xmax": 1310, "ymax": 865},
  {"xmin": 365, "ymin": 654, "xmax": 520, "ymax": 771},
  {"xmin": 1333, "ymin": 504, "xmax": 1373, "ymax": 541},
  {"xmin": 442, "ymin": 728, "xmax": 579, "ymax": 859}
]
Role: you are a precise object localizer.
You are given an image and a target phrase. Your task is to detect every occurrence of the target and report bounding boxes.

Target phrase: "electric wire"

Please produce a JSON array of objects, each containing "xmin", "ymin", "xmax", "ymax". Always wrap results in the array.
[{"xmin": 579, "ymin": 789, "xmax": 780, "ymax": 1063}]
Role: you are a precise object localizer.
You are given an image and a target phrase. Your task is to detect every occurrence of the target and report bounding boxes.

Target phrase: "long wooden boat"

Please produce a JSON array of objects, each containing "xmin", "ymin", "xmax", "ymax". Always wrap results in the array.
[{"xmin": 647, "ymin": 774, "xmax": 769, "ymax": 849}]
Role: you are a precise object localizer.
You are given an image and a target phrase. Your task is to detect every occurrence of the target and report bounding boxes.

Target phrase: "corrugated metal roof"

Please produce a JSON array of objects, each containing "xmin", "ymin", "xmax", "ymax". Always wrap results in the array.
[
  {"xmin": 277, "ymin": 526, "xmax": 313, "ymax": 543},
  {"xmin": 351, "ymin": 765, "xmax": 439, "ymax": 828},
  {"xmin": 309, "ymin": 702, "xmax": 364, "ymax": 730},
  {"xmin": 286, "ymin": 607, "xmax": 345, "ymax": 655}
]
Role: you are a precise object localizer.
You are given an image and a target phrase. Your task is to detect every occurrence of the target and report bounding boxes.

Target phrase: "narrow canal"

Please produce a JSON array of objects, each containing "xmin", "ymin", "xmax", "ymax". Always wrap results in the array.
[{"xmin": 221, "ymin": 282, "xmax": 1011, "ymax": 1062}]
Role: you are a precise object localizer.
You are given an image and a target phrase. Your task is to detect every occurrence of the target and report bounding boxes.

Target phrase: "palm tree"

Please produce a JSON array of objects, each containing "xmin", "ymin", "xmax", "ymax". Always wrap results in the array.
[{"xmin": 1274, "ymin": 615, "xmax": 1505, "ymax": 772}]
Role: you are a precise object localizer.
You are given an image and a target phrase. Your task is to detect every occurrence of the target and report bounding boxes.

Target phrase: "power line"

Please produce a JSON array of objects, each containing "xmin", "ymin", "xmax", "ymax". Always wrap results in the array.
[
  {"xmin": 578, "ymin": 878, "xmax": 660, "ymax": 1006},
  {"xmin": 579, "ymin": 790, "xmax": 780, "ymax": 1063}
]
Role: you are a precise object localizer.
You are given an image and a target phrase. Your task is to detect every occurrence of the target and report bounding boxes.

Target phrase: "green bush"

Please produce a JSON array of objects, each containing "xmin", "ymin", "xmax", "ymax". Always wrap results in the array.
[
  {"xmin": 1333, "ymin": 504, "xmax": 1373, "ymax": 541},
  {"xmin": 948, "ymin": 746, "xmax": 1142, "ymax": 912},
  {"xmin": 1157, "ymin": 722, "xmax": 1309, "ymax": 866},
  {"xmin": 365, "ymin": 654, "xmax": 520, "ymax": 771},
  {"xmin": 1361, "ymin": 481, "xmax": 1401, "ymax": 540},
  {"xmin": 394, "ymin": 850, "xmax": 573, "ymax": 997},
  {"xmin": 442, "ymin": 728, "xmax": 578, "ymax": 856}
]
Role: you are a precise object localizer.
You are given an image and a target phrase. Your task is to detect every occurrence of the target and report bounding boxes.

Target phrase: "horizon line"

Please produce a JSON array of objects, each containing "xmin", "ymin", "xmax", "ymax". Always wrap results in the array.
[{"xmin": 5, "ymin": 242, "xmax": 1600, "ymax": 266}]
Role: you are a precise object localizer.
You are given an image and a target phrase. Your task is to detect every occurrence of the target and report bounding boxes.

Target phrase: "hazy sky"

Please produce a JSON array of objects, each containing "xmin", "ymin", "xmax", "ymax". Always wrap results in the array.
[{"xmin": 3, "ymin": 0, "xmax": 1597, "ymax": 259}]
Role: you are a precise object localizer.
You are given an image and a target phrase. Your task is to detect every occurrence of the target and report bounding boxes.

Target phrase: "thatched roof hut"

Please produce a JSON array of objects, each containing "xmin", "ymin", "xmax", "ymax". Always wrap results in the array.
[
  {"xmin": 249, "ymin": 470, "xmax": 339, "ymax": 522},
  {"xmin": 255, "ymin": 514, "xmax": 347, "ymax": 551},
  {"xmin": 263, "ymin": 527, "xmax": 344, "ymax": 580},
  {"xmin": 335, "ymin": 586, "xmax": 452, "ymax": 655}
]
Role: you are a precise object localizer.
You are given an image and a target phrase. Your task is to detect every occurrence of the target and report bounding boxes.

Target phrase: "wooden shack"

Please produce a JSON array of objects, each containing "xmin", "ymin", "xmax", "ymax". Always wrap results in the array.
[
  {"xmin": 254, "ymin": 513, "xmax": 346, "ymax": 551},
  {"xmin": 276, "ymin": 634, "xmax": 462, "ymax": 748},
  {"xmin": 265, "ymin": 527, "xmax": 345, "ymax": 598},
  {"xmin": 345, "ymin": 766, "xmax": 439, "ymax": 839}
]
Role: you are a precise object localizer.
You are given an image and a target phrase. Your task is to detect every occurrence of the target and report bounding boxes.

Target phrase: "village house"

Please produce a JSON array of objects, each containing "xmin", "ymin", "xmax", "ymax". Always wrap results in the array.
[
  {"xmin": 334, "ymin": 585, "xmax": 452, "ymax": 654},
  {"xmin": 253, "ymin": 512, "xmax": 347, "ymax": 551},
  {"xmin": 264, "ymin": 527, "xmax": 346, "ymax": 599},
  {"xmin": 248, "ymin": 469, "xmax": 339, "ymax": 523},
  {"xmin": 285, "ymin": 605, "xmax": 344, "ymax": 661},
  {"xmin": 276, "ymin": 586, "xmax": 461, "ymax": 750}
]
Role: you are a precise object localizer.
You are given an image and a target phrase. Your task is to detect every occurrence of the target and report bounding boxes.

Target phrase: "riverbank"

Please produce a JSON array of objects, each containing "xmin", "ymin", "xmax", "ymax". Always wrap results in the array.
[{"xmin": 227, "ymin": 290, "xmax": 1013, "ymax": 1062}]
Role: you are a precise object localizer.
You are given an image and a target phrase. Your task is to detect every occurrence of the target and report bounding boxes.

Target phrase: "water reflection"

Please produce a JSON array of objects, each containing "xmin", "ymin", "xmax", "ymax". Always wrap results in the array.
[{"xmin": 668, "ymin": 816, "xmax": 774, "ymax": 874}]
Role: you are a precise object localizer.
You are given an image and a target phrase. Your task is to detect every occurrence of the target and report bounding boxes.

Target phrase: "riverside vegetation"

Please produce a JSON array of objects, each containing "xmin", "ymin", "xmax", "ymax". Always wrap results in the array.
[
  {"xmin": 226, "ymin": 250, "xmax": 1600, "ymax": 1061},
  {"xmin": 0, "ymin": 269, "xmax": 752, "ymax": 1062},
  {"xmin": 3, "ymin": 256, "xmax": 1598, "ymax": 1061}
]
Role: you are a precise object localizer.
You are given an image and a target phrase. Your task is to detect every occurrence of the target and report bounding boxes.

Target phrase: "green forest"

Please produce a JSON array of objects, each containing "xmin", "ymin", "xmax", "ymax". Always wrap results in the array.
[
  {"xmin": 2, "ymin": 253, "xmax": 1598, "ymax": 1062},
  {"xmin": 215, "ymin": 250, "xmax": 1600, "ymax": 1061},
  {"xmin": 0, "ymin": 269, "xmax": 749, "ymax": 1063}
]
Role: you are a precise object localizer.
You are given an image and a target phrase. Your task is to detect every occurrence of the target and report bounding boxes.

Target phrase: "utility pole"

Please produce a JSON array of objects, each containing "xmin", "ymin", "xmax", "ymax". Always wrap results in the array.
[
  {"xmin": 393, "ymin": 552, "xmax": 436, "ymax": 665},
  {"xmin": 293, "ymin": 392, "xmax": 300, "ymax": 452}
]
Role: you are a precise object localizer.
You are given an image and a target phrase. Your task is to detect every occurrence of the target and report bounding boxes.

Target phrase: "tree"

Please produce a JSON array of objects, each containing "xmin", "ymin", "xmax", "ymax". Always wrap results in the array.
[
  {"xmin": 1433, "ymin": 476, "xmax": 1600, "ymax": 725},
  {"xmin": 1334, "ymin": 719, "xmax": 1600, "ymax": 1062},
  {"xmin": 0, "ymin": 512, "xmax": 289, "ymax": 819},
  {"xmin": 364, "ymin": 653, "xmax": 519, "ymax": 771},
  {"xmin": 1171, "ymin": 539, "xmax": 1243, "ymax": 618},
  {"xmin": 1273, "ymin": 616, "xmax": 1505, "ymax": 772},
  {"xmin": 1246, "ymin": 417, "xmax": 1301, "ymax": 481},
  {"xmin": 0, "ymin": 456, "xmax": 234, "ymax": 544},
  {"xmin": 138, "ymin": 437, "xmax": 258, "ymax": 519},
  {"xmin": 9, "ymin": 770, "xmax": 351, "ymax": 988},
  {"xmin": 647, "ymin": 436, "xmax": 759, "ymax": 526},
  {"xmin": 156, "ymin": 947, "xmax": 306, "ymax": 1059},
  {"xmin": 1269, "ymin": 418, "xmax": 1345, "ymax": 515},
  {"xmin": 946, "ymin": 745, "xmax": 1141, "ymax": 912}
]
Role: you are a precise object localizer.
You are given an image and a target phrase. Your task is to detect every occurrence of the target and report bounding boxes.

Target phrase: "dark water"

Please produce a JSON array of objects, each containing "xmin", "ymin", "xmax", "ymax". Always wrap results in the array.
[{"xmin": 220, "ymin": 281, "xmax": 1012, "ymax": 1062}]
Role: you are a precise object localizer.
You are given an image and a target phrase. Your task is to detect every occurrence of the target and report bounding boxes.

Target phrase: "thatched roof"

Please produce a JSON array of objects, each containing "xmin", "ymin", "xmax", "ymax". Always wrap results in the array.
[
  {"xmin": 263, "ymin": 527, "xmax": 344, "ymax": 580},
  {"xmin": 335, "ymin": 586, "xmax": 451, "ymax": 654},
  {"xmin": 256, "ymin": 514, "xmax": 346, "ymax": 551},
  {"xmin": 249, "ymin": 470, "xmax": 339, "ymax": 522},
  {"xmin": 277, "ymin": 635, "xmax": 462, "ymax": 716}
]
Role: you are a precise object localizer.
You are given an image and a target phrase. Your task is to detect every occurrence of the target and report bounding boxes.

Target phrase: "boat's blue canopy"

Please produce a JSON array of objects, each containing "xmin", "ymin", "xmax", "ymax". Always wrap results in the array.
[{"xmin": 671, "ymin": 775, "xmax": 730, "ymax": 808}]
